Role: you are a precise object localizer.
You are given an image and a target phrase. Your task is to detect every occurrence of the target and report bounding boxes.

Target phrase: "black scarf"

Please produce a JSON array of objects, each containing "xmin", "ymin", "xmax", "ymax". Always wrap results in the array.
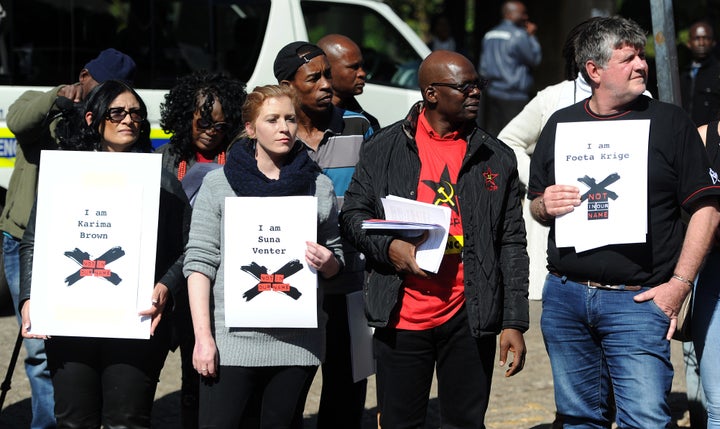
[{"xmin": 224, "ymin": 138, "xmax": 320, "ymax": 197}]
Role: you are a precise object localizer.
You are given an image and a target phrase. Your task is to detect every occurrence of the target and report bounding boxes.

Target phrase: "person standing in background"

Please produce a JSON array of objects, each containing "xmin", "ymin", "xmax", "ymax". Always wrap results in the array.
[
  {"xmin": 693, "ymin": 119, "xmax": 720, "ymax": 429},
  {"xmin": 156, "ymin": 69, "xmax": 246, "ymax": 428},
  {"xmin": 1, "ymin": 48, "xmax": 135, "ymax": 429},
  {"xmin": 317, "ymin": 34, "xmax": 380, "ymax": 132},
  {"xmin": 428, "ymin": 14, "xmax": 457, "ymax": 53},
  {"xmin": 274, "ymin": 40, "xmax": 373, "ymax": 429},
  {"xmin": 479, "ymin": 0, "xmax": 541, "ymax": 136},
  {"xmin": 678, "ymin": 19, "xmax": 719, "ymax": 429},
  {"xmin": 680, "ymin": 20, "xmax": 720, "ymax": 127}
]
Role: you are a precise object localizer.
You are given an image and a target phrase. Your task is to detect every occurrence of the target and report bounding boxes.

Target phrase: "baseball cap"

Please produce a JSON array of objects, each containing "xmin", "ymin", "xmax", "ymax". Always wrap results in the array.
[
  {"xmin": 84, "ymin": 48, "xmax": 136, "ymax": 84},
  {"xmin": 273, "ymin": 42, "xmax": 325, "ymax": 82}
]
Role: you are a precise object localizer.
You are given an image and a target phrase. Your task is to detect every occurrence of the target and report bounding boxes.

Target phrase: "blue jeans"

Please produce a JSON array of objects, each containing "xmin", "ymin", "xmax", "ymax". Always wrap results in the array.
[
  {"xmin": 541, "ymin": 273, "xmax": 673, "ymax": 429},
  {"xmin": 694, "ymin": 248, "xmax": 720, "ymax": 429},
  {"xmin": 3, "ymin": 234, "xmax": 56, "ymax": 429}
]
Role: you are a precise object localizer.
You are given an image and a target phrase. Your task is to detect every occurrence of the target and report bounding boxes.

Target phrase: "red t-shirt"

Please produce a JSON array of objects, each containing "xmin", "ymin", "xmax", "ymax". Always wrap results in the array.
[{"xmin": 394, "ymin": 110, "xmax": 466, "ymax": 330}]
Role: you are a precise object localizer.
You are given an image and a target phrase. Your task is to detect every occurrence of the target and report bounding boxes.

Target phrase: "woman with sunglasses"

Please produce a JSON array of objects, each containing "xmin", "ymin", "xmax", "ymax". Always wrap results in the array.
[
  {"xmin": 158, "ymin": 70, "xmax": 246, "ymax": 204},
  {"xmin": 157, "ymin": 71, "xmax": 246, "ymax": 428},
  {"xmin": 18, "ymin": 80, "xmax": 191, "ymax": 429},
  {"xmin": 184, "ymin": 85, "xmax": 343, "ymax": 428}
]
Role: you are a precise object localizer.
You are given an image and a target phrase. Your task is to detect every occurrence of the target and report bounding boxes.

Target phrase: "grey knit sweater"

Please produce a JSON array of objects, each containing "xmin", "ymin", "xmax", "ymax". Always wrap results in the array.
[{"xmin": 183, "ymin": 168, "xmax": 343, "ymax": 367}]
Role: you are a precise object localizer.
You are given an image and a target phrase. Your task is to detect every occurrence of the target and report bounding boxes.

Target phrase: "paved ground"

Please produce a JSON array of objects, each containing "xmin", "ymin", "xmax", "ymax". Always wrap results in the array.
[{"xmin": 0, "ymin": 300, "xmax": 692, "ymax": 429}]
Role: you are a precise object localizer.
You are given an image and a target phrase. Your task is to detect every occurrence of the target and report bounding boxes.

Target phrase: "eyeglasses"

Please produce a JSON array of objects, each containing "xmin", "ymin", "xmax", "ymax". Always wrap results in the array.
[
  {"xmin": 430, "ymin": 79, "xmax": 487, "ymax": 96},
  {"xmin": 105, "ymin": 107, "xmax": 145, "ymax": 124},
  {"xmin": 105, "ymin": 107, "xmax": 146, "ymax": 124},
  {"xmin": 196, "ymin": 117, "xmax": 230, "ymax": 133}
]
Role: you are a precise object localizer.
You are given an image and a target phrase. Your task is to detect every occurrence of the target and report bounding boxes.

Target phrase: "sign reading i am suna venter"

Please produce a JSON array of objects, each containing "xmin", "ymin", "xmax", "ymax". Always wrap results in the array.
[{"xmin": 224, "ymin": 196, "xmax": 318, "ymax": 328}]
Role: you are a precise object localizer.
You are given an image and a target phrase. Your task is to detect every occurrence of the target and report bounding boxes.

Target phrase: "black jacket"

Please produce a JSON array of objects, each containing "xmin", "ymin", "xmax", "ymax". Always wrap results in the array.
[
  {"xmin": 680, "ymin": 55, "xmax": 720, "ymax": 126},
  {"xmin": 19, "ymin": 169, "xmax": 192, "ymax": 349},
  {"xmin": 340, "ymin": 103, "xmax": 529, "ymax": 337}
]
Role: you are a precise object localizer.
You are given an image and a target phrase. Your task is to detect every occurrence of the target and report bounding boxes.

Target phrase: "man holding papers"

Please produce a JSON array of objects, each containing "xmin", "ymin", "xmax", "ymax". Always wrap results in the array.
[
  {"xmin": 341, "ymin": 50, "xmax": 529, "ymax": 429},
  {"xmin": 528, "ymin": 16, "xmax": 720, "ymax": 428}
]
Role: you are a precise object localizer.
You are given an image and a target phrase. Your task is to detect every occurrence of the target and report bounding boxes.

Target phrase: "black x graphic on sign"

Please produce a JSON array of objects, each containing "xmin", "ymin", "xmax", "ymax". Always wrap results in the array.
[
  {"xmin": 241, "ymin": 259, "xmax": 304, "ymax": 301},
  {"xmin": 578, "ymin": 173, "xmax": 620, "ymax": 202}
]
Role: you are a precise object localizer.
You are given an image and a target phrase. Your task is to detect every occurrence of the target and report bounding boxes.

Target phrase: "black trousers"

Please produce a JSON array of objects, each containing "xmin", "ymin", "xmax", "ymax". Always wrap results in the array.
[
  {"xmin": 46, "ymin": 327, "xmax": 170, "ymax": 429},
  {"xmin": 317, "ymin": 294, "xmax": 368, "ymax": 429},
  {"xmin": 198, "ymin": 365, "xmax": 316, "ymax": 429},
  {"xmin": 374, "ymin": 307, "xmax": 496, "ymax": 429}
]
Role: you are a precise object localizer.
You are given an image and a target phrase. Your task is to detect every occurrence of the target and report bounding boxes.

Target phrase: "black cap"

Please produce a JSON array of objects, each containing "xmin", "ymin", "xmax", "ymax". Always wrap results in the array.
[{"xmin": 273, "ymin": 42, "xmax": 325, "ymax": 82}]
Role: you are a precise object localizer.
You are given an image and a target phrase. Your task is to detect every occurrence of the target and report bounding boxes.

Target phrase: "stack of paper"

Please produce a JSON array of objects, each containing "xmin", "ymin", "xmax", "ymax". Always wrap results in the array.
[{"xmin": 361, "ymin": 196, "xmax": 451, "ymax": 273}]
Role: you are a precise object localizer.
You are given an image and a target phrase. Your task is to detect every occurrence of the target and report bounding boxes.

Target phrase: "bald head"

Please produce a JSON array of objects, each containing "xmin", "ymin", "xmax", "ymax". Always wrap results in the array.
[
  {"xmin": 418, "ymin": 50, "xmax": 481, "ymax": 132},
  {"xmin": 317, "ymin": 34, "xmax": 367, "ymax": 102},
  {"xmin": 317, "ymin": 34, "xmax": 359, "ymax": 59},
  {"xmin": 419, "ymin": 50, "xmax": 476, "ymax": 92}
]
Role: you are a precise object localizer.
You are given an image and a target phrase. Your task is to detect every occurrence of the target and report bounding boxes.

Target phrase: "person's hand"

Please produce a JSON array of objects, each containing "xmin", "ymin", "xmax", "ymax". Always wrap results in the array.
[
  {"xmin": 193, "ymin": 333, "xmax": 218, "ymax": 378},
  {"xmin": 20, "ymin": 300, "xmax": 48, "ymax": 340},
  {"xmin": 57, "ymin": 83, "xmax": 84, "ymax": 103},
  {"xmin": 633, "ymin": 277, "xmax": 691, "ymax": 340},
  {"xmin": 526, "ymin": 21, "xmax": 538, "ymax": 35},
  {"xmin": 499, "ymin": 328, "xmax": 526, "ymax": 377},
  {"xmin": 388, "ymin": 231, "xmax": 429, "ymax": 278},
  {"xmin": 305, "ymin": 241, "xmax": 340, "ymax": 278},
  {"xmin": 541, "ymin": 185, "xmax": 581, "ymax": 218},
  {"xmin": 138, "ymin": 283, "xmax": 169, "ymax": 336}
]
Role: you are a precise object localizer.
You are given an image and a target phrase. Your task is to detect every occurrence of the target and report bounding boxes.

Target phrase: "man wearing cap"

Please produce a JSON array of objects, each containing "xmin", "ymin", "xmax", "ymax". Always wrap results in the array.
[
  {"xmin": 0, "ymin": 48, "xmax": 135, "ymax": 429},
  {"xmin": 317, "ymin": 34, "xmax": 381, "ymax": 132},
  {"xmin": 274, "ymin": 41, "xmax": 372, "ymax": 429}
]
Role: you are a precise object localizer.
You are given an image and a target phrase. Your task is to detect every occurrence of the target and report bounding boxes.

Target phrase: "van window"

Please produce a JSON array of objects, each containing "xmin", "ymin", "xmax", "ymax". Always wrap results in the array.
[
  {"xmin": 301, "ymin": 1, "xmax": 421, "ymax": 89},
  {"xmin": 2, "ymin": 0, "xmax": 270, "ymax": 88}
]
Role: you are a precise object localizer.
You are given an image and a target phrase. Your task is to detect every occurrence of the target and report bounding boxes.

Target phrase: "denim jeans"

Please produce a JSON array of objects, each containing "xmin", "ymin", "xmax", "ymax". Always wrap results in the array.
[
  {"xmin": 3, "ymin": 234, "xmax": 56, "ymax": 429},
  {"xmin": 541, "ymin": 273, "xmax": 673, "ymax": 429},
  {"xmin": 694, "ymin": 248, "xmax": 720, "ymax": 429}
]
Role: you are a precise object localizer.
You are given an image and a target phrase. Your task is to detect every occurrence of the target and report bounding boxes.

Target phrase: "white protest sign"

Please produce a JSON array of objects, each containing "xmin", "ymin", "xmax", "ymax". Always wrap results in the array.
[
  {"xmin": 30, "ymin": 151, "xmax": 161, "ymax": 339},
  {"xmin": 554, "ymin": 120, "xmax": 649, "ymax": 252},
  {"xmin": 224, "ymin": 196, "xmax": 318, "ymax": 328}
]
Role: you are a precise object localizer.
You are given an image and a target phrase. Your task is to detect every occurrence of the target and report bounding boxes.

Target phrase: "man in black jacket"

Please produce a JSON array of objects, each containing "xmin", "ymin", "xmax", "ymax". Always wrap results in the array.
[
  {"xmin": 680, "ymin": 20, "xmax": 720, "ymax": 126},
  {"xmin": 340, "ymin": 50, "xmax": 529, "ymax": 429}
]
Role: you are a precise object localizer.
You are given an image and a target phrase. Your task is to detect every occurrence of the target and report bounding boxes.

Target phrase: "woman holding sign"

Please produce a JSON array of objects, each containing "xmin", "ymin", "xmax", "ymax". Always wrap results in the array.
[
  {"xmin": 18, "ymin": 80, "xmax": 191, "ymax": 429},
  {"xmin": 184, "ymin": 84, "xmax": 343, "ymax": 428}
]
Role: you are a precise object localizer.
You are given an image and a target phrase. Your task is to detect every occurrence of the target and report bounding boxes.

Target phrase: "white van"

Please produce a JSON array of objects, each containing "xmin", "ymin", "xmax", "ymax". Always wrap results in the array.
[
  {"xmin": 0, "ymin": 0, "xmax": 430, "ymax": 304},
  {"xmin": 0, "ymin": 0, "xmax": 431, "ymax": 190}
]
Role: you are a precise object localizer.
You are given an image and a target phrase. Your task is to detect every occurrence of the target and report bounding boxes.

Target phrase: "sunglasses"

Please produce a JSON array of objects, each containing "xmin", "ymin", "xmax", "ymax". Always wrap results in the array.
[
  {"xmin": 105, "ymin": 107, "xmax": 146, "ymax": 123},
  {"xmin": 196, "ymin": 117, "xmax": 230, "ymax": 133},
  {"xmin": 430, "ymin": 79, "xmax": 488, "ymax": 96}
]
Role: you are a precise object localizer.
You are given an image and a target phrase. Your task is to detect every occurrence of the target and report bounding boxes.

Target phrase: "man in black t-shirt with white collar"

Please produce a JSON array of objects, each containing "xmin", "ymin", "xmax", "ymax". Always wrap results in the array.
[{"xmin": 528, "ymin": 16, "xmax": 720, "ymax": 429}]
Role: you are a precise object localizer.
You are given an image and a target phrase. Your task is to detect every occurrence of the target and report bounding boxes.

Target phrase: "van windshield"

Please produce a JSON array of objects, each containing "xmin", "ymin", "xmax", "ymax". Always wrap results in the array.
[
  {"xmin": 302, "ymin": 1, "xmax": 422, "ymax": 89},
  {"xmin": 2, "ymin": 0, "xmax": 271, "ymax": 88},
  {"xmin": 0, "ymin": 0, "xmax": 420, "ymax": 90}
]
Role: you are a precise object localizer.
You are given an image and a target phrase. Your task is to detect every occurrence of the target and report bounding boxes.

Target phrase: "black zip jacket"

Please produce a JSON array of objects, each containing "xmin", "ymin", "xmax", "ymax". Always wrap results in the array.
[{"xmin": 340, "ymin": 102, "xmax": 529, "ymax": 337}]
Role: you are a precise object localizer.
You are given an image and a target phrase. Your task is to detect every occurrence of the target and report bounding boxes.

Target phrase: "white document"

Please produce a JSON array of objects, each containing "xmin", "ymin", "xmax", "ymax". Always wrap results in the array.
[
  {"xmin": 224, "ymin": 196, "xmax": 318, "ymax": 328},
  {"xmin": 346, "ymin": 291, "xmax": 375, "ymax": 382},
  {"xmin": 554, "ymin": 120, "xmax": 649, "ymax": 252},
  {"xmin": 30, "ymin": 151, "xmax": 161, "ymax": 339},
  {"xmin": 381, "ymin": 196, "xmax": 452, "ymax": 273}
]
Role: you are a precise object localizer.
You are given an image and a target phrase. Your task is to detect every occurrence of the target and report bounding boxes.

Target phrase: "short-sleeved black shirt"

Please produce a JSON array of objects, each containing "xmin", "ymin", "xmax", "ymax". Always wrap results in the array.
[{"xmin": 528, "ymin": 95, "xmax": 720, "ymax": 286}]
